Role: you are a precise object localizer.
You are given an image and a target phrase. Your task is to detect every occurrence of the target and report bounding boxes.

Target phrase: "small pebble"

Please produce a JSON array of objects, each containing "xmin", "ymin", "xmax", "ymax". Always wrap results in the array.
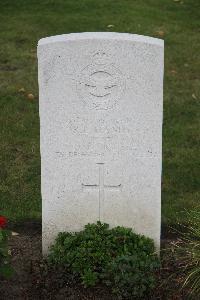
[
  {"xmin": 107, "ymin": 24, "xmax": 114, "ymax": 28},
  {"xmin": 12, "ymin": 231, "xmax": 19, "ymax": 236},
  {"xmin": 156, "ymin": 30, "xmax": 165, "ymax": 37},
  {"xmin": 18, "ymin": 87, "xmax": 25, "ymax": 93},
  {"xmin": 27, "ymin": 93, "xmax": 35, "ymax": 100}
]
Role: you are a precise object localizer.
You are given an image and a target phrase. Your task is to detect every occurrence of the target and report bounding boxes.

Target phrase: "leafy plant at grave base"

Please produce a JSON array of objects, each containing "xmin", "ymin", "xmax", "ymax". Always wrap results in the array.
[
  {"xmin": 48, "ymin": 222, "xmax": 160, "ymax": 299},
  {"xmin": 0, "ymin": 216, "xmax": 13, "ymax": 279},
  {"xmin": 170, "ymin": 209, "xmax": 200, "ymax": 298}
]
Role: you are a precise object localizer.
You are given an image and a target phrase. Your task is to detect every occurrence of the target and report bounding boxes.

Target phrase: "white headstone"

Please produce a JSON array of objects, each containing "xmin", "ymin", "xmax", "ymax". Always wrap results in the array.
[{"xmin": 38, "ymin": 32, "xmax": 164, "ymax": 254}]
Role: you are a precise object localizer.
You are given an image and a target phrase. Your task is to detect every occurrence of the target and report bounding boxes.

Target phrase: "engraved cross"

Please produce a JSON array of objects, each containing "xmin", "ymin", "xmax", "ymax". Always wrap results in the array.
[{"xmin": 82, "ymin": 163, "xmax": 122, "ymax": 220}]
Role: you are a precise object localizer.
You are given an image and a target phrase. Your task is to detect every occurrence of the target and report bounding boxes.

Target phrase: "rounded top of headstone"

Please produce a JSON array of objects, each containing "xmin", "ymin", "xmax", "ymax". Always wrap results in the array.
[{"xmin": 38, "ymin": 32, "xmax": 164, "ymax": 47}]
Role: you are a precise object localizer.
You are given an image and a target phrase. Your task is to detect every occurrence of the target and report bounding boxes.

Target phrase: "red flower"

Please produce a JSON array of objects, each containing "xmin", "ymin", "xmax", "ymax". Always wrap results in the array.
[{"xmin": 0, "ymin": 216, "xmax": 7, "ymax": 228}]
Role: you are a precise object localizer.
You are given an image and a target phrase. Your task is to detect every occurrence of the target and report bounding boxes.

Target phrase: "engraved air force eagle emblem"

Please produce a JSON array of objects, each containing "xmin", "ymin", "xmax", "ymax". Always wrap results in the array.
[{"xmin": 76, "ymin": 51, "xmax": 125, "ymax": 110}]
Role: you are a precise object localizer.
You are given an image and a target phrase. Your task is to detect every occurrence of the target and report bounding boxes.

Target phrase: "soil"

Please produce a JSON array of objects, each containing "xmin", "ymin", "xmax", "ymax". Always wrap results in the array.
[{"xmin": 0, "ymin": 221, "xmax": 189, "ymax": 300}]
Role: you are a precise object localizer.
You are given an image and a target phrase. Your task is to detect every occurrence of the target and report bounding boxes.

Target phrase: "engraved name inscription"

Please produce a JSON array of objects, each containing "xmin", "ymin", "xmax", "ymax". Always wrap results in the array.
[{"xmin": 66, "ymin": 117, "xmax": 132, "ymax": 137}]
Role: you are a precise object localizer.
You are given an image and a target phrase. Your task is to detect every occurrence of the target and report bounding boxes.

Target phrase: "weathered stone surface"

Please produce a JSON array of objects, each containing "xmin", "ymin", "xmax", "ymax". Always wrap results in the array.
[{"xmin": 38, "ymin": 32, "xmax": 164, "ymax": 254}]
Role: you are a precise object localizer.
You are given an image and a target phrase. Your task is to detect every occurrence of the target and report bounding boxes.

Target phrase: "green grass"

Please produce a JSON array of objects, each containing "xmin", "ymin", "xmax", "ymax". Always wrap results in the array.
[{"xmin": 0, "ymin": 0, "xmax": 199, "ymax": 224}]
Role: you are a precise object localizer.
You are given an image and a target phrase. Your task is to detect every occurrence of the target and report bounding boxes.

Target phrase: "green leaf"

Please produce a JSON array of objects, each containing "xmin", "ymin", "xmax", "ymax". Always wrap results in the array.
[{"xmin": 0, "ymin": 265, "xmax": 13, "ymax": 279}]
